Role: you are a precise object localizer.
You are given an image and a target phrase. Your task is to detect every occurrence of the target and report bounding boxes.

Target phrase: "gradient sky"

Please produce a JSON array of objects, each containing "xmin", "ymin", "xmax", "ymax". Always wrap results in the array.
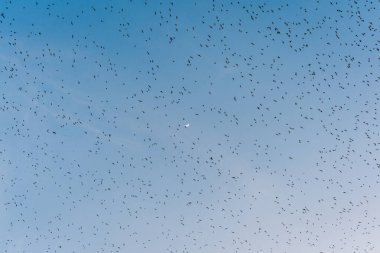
[{"xmin": 0, "ymin": 0, "xmax": 379, "ymax": 252}]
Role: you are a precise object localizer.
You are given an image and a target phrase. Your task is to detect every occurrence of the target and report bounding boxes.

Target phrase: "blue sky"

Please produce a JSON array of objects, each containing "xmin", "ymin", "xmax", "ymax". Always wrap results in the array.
[{"xmin": 0, "ymin": 0, "xmax": 379, "ymax": 252}]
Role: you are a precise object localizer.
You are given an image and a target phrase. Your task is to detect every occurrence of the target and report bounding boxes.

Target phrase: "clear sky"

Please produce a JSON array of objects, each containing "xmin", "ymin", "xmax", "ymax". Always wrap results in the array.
[{"xmin": 0, "ymin": 0, "xmax": 379, "ymax": 252}]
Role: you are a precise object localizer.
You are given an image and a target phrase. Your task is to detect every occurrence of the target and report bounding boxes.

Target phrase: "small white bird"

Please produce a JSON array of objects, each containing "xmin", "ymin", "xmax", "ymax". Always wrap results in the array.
[{"xmin": 185, "ymin": 123, "xmax": 190, "ymax": 128}]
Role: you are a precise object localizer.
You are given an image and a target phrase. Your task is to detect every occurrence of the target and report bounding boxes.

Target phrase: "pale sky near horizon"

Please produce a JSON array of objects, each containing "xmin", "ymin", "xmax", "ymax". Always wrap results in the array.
[{"xmin": 0, "ymin": 0, "xmax": 379, "ymax": 252}]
